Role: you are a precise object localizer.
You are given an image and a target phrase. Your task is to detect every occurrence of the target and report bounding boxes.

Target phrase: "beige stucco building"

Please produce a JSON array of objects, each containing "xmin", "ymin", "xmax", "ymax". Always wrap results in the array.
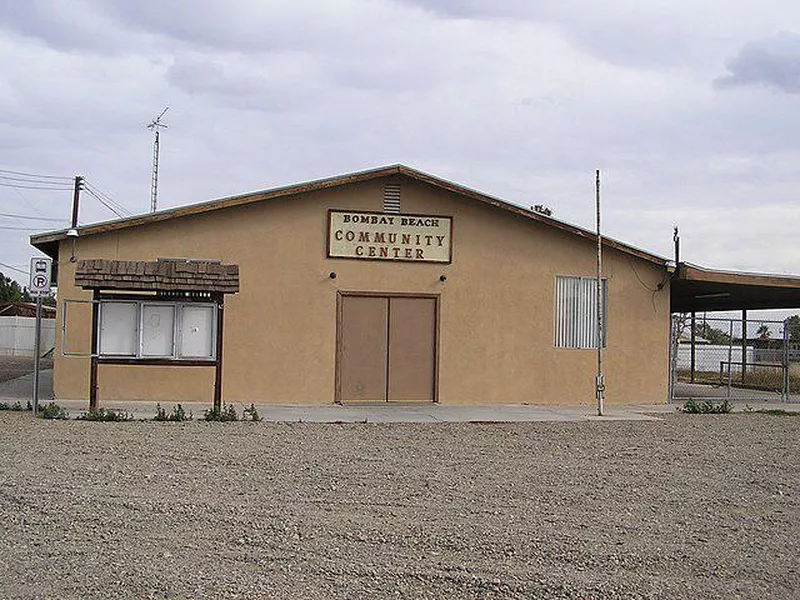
[{"xmin": 31, "ymin": 165, "xmax": 673, "ymax": 407}]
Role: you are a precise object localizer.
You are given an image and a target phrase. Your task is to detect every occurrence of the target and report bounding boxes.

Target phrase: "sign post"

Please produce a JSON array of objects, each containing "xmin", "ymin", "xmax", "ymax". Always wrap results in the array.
[{"xmin": 29, "ymin": 257, "xmax": 52, "ymax": 415}]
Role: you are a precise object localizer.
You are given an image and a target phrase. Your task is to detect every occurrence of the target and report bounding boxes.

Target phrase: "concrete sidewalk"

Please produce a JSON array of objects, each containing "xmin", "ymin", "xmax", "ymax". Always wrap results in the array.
[
  {"xmin": 3, "ymin": 370, "xmax": 798, "ymax": 422},
  {"xmin": 0, "ymin": 368, "xmax": 53, "ymax": 405},
  {"xmin": 60, "ymin": 401, "xmax": 670, "ymax": 422},
  {"xmin": 41, "ymin": 400, "xmax": 668, "ymax": 422}
]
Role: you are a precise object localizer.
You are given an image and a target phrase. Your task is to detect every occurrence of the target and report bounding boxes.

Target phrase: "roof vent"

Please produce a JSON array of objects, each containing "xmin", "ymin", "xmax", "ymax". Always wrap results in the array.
[{"xmin": 383, "ymin": 183, "xmax": 401, "ymax": 213}]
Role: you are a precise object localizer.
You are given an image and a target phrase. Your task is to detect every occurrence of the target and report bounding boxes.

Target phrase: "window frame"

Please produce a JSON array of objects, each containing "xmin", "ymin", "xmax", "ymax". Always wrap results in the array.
[
  {"xmin": 97, "ymin": 299, "xmax": 217, "ymax": 361},
  {"xmin": 98, "ymin": 301, "xmax": 139, "ymax": 357},
  {"xmin": 140, "ymin": 303, "xmax": 177, "ymax": 358},
  {"xmin": 554, "ymin": 275, "xmax": 608, "ymax": 350}
]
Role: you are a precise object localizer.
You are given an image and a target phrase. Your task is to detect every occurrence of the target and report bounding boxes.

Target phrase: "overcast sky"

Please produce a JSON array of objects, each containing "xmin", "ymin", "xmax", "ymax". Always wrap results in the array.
[{"xmin": 1, "ymin": 0, "xmax": 799, "ymax": 298}]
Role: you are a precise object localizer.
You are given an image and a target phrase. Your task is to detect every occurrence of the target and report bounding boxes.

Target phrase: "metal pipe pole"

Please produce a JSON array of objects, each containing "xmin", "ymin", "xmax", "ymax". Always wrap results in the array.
[
  {"xmin": 690, "ymin": 312, "xmax": 696, "ymax": 383},
  {"xmin": 741, "ymin": 309, "xmax": 747, "ymax": 384},
  {"xmin": 726, "ymin": 320, "xmax": 734, "ymax": 400},
  {"xmin": 783, "ymin": 319, "xmax": 789, "ymax": 403},
  {"xmin": 32, "ymin": 296, "xmax": 42, "ymax": 415},
  {"xmin": 595, "ymin": 169, "xmax": 605, "ymax": 416}
]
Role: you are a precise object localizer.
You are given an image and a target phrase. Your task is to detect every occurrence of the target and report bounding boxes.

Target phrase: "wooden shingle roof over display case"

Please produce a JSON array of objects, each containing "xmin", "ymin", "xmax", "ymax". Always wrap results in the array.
[{"xmin": 75, "ymin": 259, "xmax": 239, "ymax": 294}]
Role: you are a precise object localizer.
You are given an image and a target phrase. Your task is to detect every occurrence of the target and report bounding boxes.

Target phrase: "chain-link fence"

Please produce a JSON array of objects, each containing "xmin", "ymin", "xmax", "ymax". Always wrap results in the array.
[{"xmin": 670, "ymin": 315, "xmax": 798, "ymax": 403}]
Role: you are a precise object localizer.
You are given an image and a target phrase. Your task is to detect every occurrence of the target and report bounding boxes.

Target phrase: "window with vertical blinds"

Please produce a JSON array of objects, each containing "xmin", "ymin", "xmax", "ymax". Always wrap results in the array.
[{"xmin": 554, "ymin": 276, "xmax": 607, "ymax": 349}]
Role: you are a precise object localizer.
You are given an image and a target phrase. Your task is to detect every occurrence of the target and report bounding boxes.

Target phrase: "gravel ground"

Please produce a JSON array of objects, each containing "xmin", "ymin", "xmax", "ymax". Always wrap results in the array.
[{"xmin": 0, "ymin": 413, "xmax": 797, "ymax": 599}]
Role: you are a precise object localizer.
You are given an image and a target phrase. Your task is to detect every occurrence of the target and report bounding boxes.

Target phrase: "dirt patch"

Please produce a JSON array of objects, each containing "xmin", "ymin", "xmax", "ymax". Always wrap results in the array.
[{"xmin": 0, "ymin": 413, "xmax": 796, "ymax": 599}]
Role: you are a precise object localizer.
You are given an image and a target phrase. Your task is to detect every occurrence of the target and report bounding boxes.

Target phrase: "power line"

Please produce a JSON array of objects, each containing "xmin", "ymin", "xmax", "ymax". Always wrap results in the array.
[
  {"xmin": 84, "ymin": 184, "xmax": 131, "ymax": 217},
  {"xmin": 0, "ymin": 168, "xmax": 72, "ymax": 181},
  {"xmin": 0, "ymin": 212, "xmax": 67, "ymax": 222},
  {"xmin": 0, "ymin": 174, "xmax": 73, "ymax": 186},
  {"xmin": 0, "ymin": 261, "xmax": 28, "ymax": 275},
  {"xmin": 0, "ymin": 225, "xmax": 44, "ymax": 231},
  {"xmin": 83, "ymin": 181, "xmax": 133, "ymax": 216},
  {"xmin": 0, "ymin": 181, "xmax": 73, "ymax": 191},
  {"xmin": 84, "ymin": 187, "xmax": 125, "ymax": 218}
]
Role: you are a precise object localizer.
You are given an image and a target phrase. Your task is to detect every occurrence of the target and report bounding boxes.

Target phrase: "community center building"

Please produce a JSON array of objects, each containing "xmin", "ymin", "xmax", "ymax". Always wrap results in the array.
[{"xmin": 30, "ymin": 165, "xmax": 800, "ymax": 409}]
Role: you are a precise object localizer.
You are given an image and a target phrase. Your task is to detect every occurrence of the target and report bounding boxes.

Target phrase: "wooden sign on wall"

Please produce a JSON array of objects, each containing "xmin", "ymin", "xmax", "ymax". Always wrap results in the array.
[{"xmin": 327, "ymin": 210, "xmax": 452, "ymax": 263}]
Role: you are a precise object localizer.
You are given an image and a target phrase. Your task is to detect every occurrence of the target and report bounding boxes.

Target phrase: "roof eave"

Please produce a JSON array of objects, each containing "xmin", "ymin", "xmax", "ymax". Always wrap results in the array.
[{"xmin": 29, "ymin": 163, "xmax": 667, "ymax": 267}]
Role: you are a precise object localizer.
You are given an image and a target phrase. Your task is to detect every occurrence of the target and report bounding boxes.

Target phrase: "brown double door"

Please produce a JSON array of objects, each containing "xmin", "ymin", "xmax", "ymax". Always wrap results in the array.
[{"xmin": 338, "ymin": 295, "xmax": 437, "ymax": 403}]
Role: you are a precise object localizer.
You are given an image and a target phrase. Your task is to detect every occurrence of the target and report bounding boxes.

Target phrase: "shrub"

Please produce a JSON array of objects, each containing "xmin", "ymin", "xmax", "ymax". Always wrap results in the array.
[
  {"xmin": 203, "ymin": 404, "xmax": 238, "ymax": 422},
  {"xmin": 242, "ymin": 403, "xmax": 262, "ymax": 422},
  {"xmin": 153, "ymin": 403, "xmax": 168, "ymax": 421},
  {"xmin": 153, "ymin": 404, "xmax": 191, "ymax": 422},
  {"xmin": 78, "ymin": 408, "xmax": 134, "ymax": 422},
  {"xmin": 39, "ymin": 402, "xmax": 70, "ymax": 420},
  {"xmin": 169, "ymin": 404, "xmax": 191, "ymax": 421},
  {"xmin": 680, "ymin": 398, "xmax": 733, "ymax": 414},
  {"xmin": 2, "ymin": 401, "xmax": 51, "ymax": 414}
]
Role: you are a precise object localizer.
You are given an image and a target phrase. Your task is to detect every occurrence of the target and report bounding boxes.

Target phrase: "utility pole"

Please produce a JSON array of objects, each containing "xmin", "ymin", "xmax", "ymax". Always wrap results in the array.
[
  {"xmin": 595, "ymin": 169, "xmax": 605, "ymax": 416},
  {"xmin": 147, "ymin": 107, "xmax": 169, "ymax": 213},
  {"xmin": 70, "ymin": 175, "xmax": 83, "ymax": 229}
]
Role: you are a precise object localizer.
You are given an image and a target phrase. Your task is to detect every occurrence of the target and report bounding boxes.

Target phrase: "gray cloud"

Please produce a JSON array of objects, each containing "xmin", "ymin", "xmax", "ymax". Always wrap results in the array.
[
  {"xmin": 715, "ymin": 31, "xmax": 800, "ymax": 93},
  {"xmin": 1, "ymin": 0, "xmax": 800, "ymax": 284}
]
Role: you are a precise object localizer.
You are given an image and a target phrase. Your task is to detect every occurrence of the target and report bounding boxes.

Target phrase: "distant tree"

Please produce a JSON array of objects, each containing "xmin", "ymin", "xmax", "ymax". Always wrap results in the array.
[
  {"xmin": 694, "ymin": 321, "xmax": 731, "ymax": 345},
  {"xmin": 756, "ymin": 324, "xmax": 771, "ymax": 340},
  {"xmin": 0, "ymin": 272, "xmax": 32, "ymax": 302},
  {"xmin": 786, "ymin": 315, "xmax": 800, "ymax": 341}
]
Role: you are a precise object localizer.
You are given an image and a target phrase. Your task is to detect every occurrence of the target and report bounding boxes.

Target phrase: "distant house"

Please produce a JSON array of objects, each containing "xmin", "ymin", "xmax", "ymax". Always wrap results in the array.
[{"xmin": 0, "ymin": 302, "xmax": 56, "ymax": 318}]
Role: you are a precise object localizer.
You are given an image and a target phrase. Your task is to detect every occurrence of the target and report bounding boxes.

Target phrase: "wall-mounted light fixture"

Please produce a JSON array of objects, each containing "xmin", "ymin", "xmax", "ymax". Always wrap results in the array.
[{"xmin": 66, "ymin": 228, "xmax": 79, "ymax": 263}]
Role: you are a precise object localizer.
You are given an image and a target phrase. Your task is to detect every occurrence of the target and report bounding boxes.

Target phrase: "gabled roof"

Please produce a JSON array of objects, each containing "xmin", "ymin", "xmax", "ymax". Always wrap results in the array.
[
  {"xmin": 30, "ymin": 164, "xmax": 667, "ymax": 266},
  {"xmin": 0, "ymin": 301, "xmax": 56, "ymax": 318}
]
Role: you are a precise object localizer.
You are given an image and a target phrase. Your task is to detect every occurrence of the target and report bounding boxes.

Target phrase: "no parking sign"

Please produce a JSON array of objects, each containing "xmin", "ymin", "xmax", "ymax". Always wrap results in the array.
[{"xmin": 29, "ymin": 257, "xmax": 52, "ymax": 297}]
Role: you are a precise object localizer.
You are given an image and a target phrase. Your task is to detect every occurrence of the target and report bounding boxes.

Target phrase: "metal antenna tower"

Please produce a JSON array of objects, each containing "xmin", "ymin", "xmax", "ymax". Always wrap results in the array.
[{"xmin": 147, "ymin": 107, "xmax": 169, "ymax": 213}]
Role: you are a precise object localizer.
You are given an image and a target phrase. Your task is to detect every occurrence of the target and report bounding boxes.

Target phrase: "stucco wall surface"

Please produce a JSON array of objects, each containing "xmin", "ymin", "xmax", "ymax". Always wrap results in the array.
[{"xmin": 53, "ymin": 177, "xmax": 670, "ymax": 405}]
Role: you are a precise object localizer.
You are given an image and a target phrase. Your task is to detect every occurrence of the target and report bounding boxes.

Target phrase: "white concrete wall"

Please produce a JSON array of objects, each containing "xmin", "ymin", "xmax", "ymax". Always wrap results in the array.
[
  {"xmin": 676, "ymin": 344, "xmax": 755, "ymax": 373},
  {"xmin": 0, "ymin": 316, "xmax": 56, "ymax": 357}
]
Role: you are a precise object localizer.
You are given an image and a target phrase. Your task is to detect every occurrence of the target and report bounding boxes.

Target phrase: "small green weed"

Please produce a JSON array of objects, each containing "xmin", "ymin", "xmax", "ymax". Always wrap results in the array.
[
  {"xmin": 680, "ymin": 398, "xmax": 733, "ymax": 414},
  {"xmin": 39, "ymin": 402, "xmax": 70, "ymax": 420},
  {"xmin": 153, "ymin": 403, "xmax": 168, "ymax": 421},
  {"xmin": 1, "ymin": 401, "xmax": 35, "ymax": 411},
  {"xmin": 242, "ymin": 403, "xmax": 262, "ymax": 422},
  {"xmin": 752, "ymin": 409, "xmax": 800, "ymax": 417},
  {"xmin": 153, "ymin": 403, "xmax": 192, "ymax": 422},
  {"xmin": 203, "ymin": 404, "xmax": 239, "ymax": 422},
  {"xmin": 79, "ymin": 408, "xmax": 134, "ymax": 422}
]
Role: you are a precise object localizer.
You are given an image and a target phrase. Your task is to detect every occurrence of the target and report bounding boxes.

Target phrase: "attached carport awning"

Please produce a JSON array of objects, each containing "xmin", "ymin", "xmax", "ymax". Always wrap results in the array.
[{"xmin": 671, "ymin": 263, "xmax": 800, "ymax": 313}]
